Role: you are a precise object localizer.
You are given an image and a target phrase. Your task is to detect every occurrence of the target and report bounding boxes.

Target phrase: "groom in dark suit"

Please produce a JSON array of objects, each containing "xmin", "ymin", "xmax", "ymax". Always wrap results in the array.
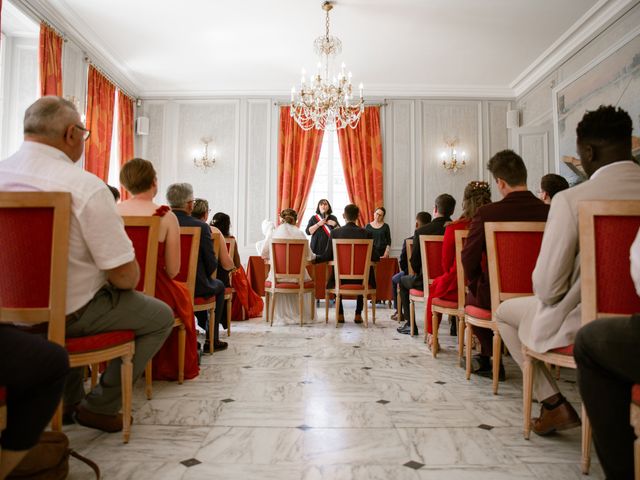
[{"xmin": 316, "ymin": 204, "xmax": 380, "ymax": 323}]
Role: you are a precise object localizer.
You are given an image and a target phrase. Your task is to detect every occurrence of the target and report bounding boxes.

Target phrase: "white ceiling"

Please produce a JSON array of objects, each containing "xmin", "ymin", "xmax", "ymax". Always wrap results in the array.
[{"xmin": 7, "ymin": 0, "xmax": 630, "ymax": 98}]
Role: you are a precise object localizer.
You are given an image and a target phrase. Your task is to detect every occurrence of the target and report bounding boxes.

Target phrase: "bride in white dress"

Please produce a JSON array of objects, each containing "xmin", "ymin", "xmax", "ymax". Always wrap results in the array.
[{"xmin": 261, "ymin": 209, "xmax": 315, "ymax": 324}]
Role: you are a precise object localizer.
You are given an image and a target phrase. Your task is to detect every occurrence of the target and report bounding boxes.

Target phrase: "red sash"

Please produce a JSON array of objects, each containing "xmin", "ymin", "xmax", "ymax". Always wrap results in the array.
[{"xmin": 315, "ymin": 214, "xmax": 332, "ymax": 237}]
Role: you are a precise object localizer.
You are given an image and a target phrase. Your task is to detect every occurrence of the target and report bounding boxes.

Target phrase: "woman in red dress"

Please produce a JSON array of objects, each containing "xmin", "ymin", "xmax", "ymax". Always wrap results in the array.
[
  {"xmin": 425, "ymin": 181, "xmax": 492, "ymax": 348},
  {"xmin": 117, "ymin": 158, "xmax": 199, "ymax": 381}
]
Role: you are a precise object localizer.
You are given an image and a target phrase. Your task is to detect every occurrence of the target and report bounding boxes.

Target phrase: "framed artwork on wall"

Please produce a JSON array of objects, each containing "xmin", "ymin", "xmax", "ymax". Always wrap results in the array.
[{"xmin": 552, "ymin": 26, "xmax": 640, "ymax": 186}]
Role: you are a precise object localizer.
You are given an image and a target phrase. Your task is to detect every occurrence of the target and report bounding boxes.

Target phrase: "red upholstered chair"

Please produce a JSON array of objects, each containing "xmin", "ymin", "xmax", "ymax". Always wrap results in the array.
[
  {"xmin": 264, "ymin": 239, "xmax": 315, "ymax": 326},
  {"xmin": 123, "ymin": 216, "xmax": 185, "ymax": 401},
  {"xmin": 409, "ymin": 235, "xmax": 444, "ymax": 338},
  {"xmin": 523, "ymin": 200, "xmax": 640, "ymax": 474},
  {"xmin": 326, "ymin": 239, "xmax": 375, "ymax": 327},
  {"xmin": 0, "ymin": 192, "xmax": 135, "ymax": 442},
  {"xmin": 397, "ymin": 238, "xmax": 414, "ymax": 323},
  {"xmin": 431, "ymin": 230, "xmax": 469, "ymax": 359},
  {"xmin": 224, "ymin": 237, "xmax": 240, "ymax": 323},
  {"xmin": 466, "ymin": 222, "xmax": 545, "ymax": 395}
]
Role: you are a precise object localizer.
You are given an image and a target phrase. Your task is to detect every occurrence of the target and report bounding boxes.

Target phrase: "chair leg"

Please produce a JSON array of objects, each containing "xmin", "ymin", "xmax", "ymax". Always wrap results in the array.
[
  {"xmin": 270, "ymin": 293, "xmax": 277, "ymax": 327},
  {"xmin": 264, "ymin": 293, "xmax": 270, "ymax": 323},
  {"xmin": 310, "ymin": 291, "xmax": 315, "ymax": 322},
  {"xmin": 178, "ymin": 324, "xmax": 186, "ymax": 384},
  {"xmin": 465, "ymin": 323, "xmax": 472, "ymax": 380},
  {"xmin": 581, "ymin": 404, "xmax": 592, "ymax": 474},
  {"xmin": 51, "ymin": 402, "xmax": 63, "ymax": 432},
  {"xmin": 299, "ymin": 292, "xmax": 304, "ymax": 327},
  {"xmin": 555, "ymin": 364, "xmax": 561, "ymax": 380},
  {"xmin": 90, "ymin": 363, "xmax": 99, "ymax": 388},
  {"xmin": 432, "ymin": 312, "xmax": 439, "ymax": 358},
  {"xmin": 335, "ymin": 294, "xmax": 341, "ymax": 328},
  {"xmin": 522, "ymin": 348, "xmax": 534, "ymax": 440},
  {"xmin": 397, "ymin": 291, "xmax": 402, "ymax": 322},
  {"xmin": 145, "ymin": 360, "xmax": 153, "ymax": 400},
  {"xmin": 325, "ymin": 291, "xmax": 329, "ymax": 324},
  {"xmin": 409, "ymin": 300, "xmax": 415, "ymax": 337},
  {"xmin": 492, "ymin": 331, "xmax": 502, "ymax": 395},
  {"xmin": 457, "ymin": 316, "xmax": 464, "ymax": 361},
  {"xmin": 208, "ymin": 307, "xmax": 215, "ymax": 354},
  {"xmin": 363, "ymin": 297, "xmax": 369, "ymax": 328},
  {"xmin": 227, "ymin": 298, "xmax": 232, "ymax": 336},
  {"xmin": 371, "ymin": 295, "xmax": 376, "ymax": 324},
  {"xmin": 121, "ymin": 352, "xmax": 133, "ymax": 444}
]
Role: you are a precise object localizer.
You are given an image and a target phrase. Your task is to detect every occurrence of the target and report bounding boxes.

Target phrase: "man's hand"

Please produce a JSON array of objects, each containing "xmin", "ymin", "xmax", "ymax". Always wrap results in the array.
[{"xmin": 106, "ymin": 259, "xmax": 140, "ymax": 290}]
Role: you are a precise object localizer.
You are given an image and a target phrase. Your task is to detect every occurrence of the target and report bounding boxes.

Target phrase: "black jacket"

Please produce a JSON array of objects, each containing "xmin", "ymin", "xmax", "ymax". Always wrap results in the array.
[
  {"xmin": 173, "ymin": 209, "xmax": 220, "ymax": 297},
  {"xmin": 410, "ymin": 216, "xmax": 451, "ymax": 282}
]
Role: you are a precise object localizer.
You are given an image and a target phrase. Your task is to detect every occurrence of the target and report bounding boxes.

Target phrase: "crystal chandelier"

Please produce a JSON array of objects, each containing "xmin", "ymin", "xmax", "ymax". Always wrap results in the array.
[
  {"xmin": 440, "ymin": 138, "xmax": 467, "ymax": 173},
  {"xmin": 193, "ymin": 137, "xmax": 216, "ymax": 170},
  {"xmin": 290, "ymin": 1, "xmax": 364, "ymax": 131}
]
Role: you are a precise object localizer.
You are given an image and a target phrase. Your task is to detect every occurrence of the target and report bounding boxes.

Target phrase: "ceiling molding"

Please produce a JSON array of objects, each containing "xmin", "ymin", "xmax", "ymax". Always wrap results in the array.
[
  {"xmin": 139, "ymin": 85, "xmax": 515, "ymax": 101},
  {"xmin": 17, "ymin": 0, "xmax": 141, "ymax": 97},
  {"xmin": 510, "ymin": 0, "xmax": 635, "ymax": 98}
]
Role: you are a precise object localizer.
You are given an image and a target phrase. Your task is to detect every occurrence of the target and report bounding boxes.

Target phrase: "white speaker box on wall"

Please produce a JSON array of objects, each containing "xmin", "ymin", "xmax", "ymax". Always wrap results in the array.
[
  {"xmin": 136, "ymin": 117, "xmax": 149, "ymax": 136},
  {"xmin": 506, "ymin": 110, "xmax": 521, "ymax": 129}
]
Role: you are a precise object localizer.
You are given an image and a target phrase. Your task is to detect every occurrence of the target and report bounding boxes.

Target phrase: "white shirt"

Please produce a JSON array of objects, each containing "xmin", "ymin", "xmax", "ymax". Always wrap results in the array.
[
  {"xmin": 0, "ymin": 142, "xmax": 135, "ymax": 314},
  {"xmin": 631, "ymin": 228, "xmax": 640, "ymax": 297}
]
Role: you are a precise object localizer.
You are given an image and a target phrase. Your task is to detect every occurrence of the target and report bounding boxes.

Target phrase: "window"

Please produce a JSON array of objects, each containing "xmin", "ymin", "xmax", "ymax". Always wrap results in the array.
[
  {"xmin": 106, "ymin": 92, "xmax": 120, "ymax": 188},
  {"xmin": 301, "ymin": 131, "xmax": 350, "ymax": 232}
]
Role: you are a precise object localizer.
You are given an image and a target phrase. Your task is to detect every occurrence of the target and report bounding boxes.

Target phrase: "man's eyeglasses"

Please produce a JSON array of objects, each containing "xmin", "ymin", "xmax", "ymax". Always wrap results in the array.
[{"xmin": 75, "ymin": 125, "xmax": 91, "ymax": 141}]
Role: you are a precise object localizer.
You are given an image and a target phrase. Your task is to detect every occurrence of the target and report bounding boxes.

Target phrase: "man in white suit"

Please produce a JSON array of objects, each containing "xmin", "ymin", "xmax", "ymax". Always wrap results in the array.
[{"xmin": 495, "ymin": 105, "xmax": 640, "ymax": 436}]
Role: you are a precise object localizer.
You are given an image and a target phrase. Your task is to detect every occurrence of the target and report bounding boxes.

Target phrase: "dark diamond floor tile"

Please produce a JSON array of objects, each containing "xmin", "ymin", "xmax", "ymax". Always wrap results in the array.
[
  {"xmin": 180, "ymin": 458, "xmax": 201, "ymax": 467},
  {"xmin": 221, "ymin": 398, "xmax": 235, "ymax": 403},
  {"xmin": 376, "ymin": 399, "xmax": 390, "ymax": 405},
  {"xmin": 477, "ymin": 424, "xmax": 494, "ymax": 430},
  {"xmin": 403, "ymin": 460, "xmax": 425, "ymax": 470}
]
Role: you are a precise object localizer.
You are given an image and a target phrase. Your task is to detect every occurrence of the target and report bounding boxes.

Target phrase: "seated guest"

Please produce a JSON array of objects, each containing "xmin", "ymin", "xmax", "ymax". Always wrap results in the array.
[
  {"xmin": 261, "ymin": 208, "xmax": 315, "ymax": 323},
  {"xmin": 397, "ymin": 194, "xmax": 455, "ymax": 335},
  {"xmin": 305, "ymin": 199, "xmax": 340, "ymax": 256},
  {"xmin": 316, "ymin": 204, "xmax": 379, "ymax": 324},
  {"xmin": 211, "ymin": 212, "xmax": 242, "ymax": 268},
  {"xmin": 538, "ymin": 173, "xmax": 569, "ymax": 205},
  {"xmin": 167, "ymin": 183, "xmax": 228, "ymax": 352},
  {"xmin": 425, "ymin": 181, "xmax": 492, "ymax": 348},
  {"xmin": 391, "ymin": 211, "xmax": 432, "ymax": 320},
  {"xmin": 495, "ymin": 106, "xmax": 640, "ymax": 434},
  {"xmin": 107, "ymin": 184, "xmax": 120, "ymax": 202},
  {"xmin": 461, "ymin": 150, "xmax": 549, "ymax": 378},
  {"xmin": 0, "ymin": 327, "xmax": 69, "ymax": 479},
  {"xmin": 117, "ymin": 158, "xmax": 199, "ymax": 381},
  {"xmin": 365, "ymin": 207, "xmax": 391, "ymax": 258},
  {"xmin": 0, "ymin": 96, "xmax": 173, "ymax": 432},
  {"xmin": 191, "ymin": 199, "xmax": 236, "ymax": 287},
  {"xmin": 574, "ymin": 228, "xmax": 640, "ymax": 480},
  {"xmin": 208, "ymin": 210, "xmax": 264, "ymax": 319}
]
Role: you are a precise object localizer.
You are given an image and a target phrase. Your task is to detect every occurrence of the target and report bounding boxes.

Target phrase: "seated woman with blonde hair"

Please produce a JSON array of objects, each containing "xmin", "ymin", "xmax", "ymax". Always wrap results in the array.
[
  {"xmin": 116, "ymin": 158, "xmax": 199, "ymax": 381},
  {"xmin": 261, "ymin": 208, "xmax": 315, "ymax": 323}
]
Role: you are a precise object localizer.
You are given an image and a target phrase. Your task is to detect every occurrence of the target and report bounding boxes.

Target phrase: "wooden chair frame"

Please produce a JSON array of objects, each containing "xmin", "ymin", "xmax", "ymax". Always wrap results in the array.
[
  {"xmin": 123, "ymin": 216, "xmax": 185, "ymax": 401},
  {"xmin": 0, "ymin": 193, "xmax": 134, "ymax": 443},
  {"xmin": 431, "ymin": 230, "xmax": 468, "ymax": 359},
  {"xmin": 465, "ymin": 221, "xmax": 545, "ymax": 395},
  {"xmin": 397, "ymin": 238, "xmax": 414, "ymax": 323},
  {"xmin": 326, "ymin": 239, "xmax": 376, "ymax": 327},
  {"xmin": 524, "ymin": 201, "xmax": 640, "ymax": 475},
  {"xmin": 265, "ymin": 239, "xmax": 315, "ymax": 326},
  {"xmin": 225, "ymin": 237, "xmax": 242, "ymax": 322},
  {"xmin": 409, "ymin": 235, "xmax": 443, "ymax": 338}
]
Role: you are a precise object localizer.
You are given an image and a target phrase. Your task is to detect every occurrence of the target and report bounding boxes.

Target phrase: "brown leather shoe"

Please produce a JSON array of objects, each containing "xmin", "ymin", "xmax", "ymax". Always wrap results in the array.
[
  {"xmin": 337, "ymin": 314, "xmax": 345, "ymax": 323},
  {"xmin": 531, "ymin": 399, "xmax": 581, "ymax": 436},
  {"xmin": 75, "ymin": 405, "xmax": 124, "ymax": 433},
  {"xmin": 354, "ymin": 314, "xmax": 363, "ymax": 324}
]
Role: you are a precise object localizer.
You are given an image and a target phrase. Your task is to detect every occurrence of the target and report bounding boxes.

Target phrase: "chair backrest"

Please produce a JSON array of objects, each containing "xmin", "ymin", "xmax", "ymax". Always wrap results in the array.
[
  {"xmin": 485, "ymin": 221, "xmax": 546, "ymax": 312},
  {"xmin": 175, "ymin": 227, "xmax": 201, "ymax": 298},
  {"xmin": 211, "ymin": 233, "xmax": 220, "ymax": 280},
  {"xmin": 454, "ymin": 230, "xmax": 469, "ymax": 310},
  {"xmin": 579, "ymin": 200, "xmax": 640, "ymax": 324},
  {"xmin": 123, "ymin": 216, "xmax": 160, "ymax": 296},
  {"xmin": 0, "ymin": 192, "xmax": 70, "ymax": 345},
  {"xmin": 270, "ymin": 239, "xmax": 309, "ymax": 284},
  {"xmin": 332, "ymin": 239, "xmax": 373, "ymax": 288},
  {"xmin": 419, "ymin": 235, "xmax": 444, "ymax": 294},
  {"xmin": 405, "ymin": 238, "xmax": 415, "ymax": 275}
]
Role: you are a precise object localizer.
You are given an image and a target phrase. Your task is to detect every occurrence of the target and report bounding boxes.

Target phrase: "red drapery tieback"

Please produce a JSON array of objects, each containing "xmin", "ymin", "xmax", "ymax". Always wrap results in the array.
[
  {"xmin": 337, "ymin": 106, "xmax": 384, "ymax": 227},
  {"xmin": 84, "ymin": 66, "xmax": 116, "ymax": 181},
  {"xmin": 39, "ymin": 22, "xmax": 63, "ymax": 97},
  {"xmin": 277, "ymin": 106, "xmax": 324, "ymax": 226},
  {"xmin": 118, "ymin": 91, "xmax": 135, "ymax": 200}
]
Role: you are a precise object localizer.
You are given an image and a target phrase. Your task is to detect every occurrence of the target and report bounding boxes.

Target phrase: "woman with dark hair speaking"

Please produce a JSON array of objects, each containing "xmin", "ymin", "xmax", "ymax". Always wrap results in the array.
[{"xmin": 305, "ymin": 199, "xmax": 340, "ymax": 256}]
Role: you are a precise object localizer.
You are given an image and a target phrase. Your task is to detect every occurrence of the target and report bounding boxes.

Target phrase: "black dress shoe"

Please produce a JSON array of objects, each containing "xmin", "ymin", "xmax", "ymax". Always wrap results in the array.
[
  {"xmin": 397, "ymin": 323, "xmax": 418, "ymax": 336},
  {"xmin": 450, "ymin": 319, "xmax": 457, "ymax": 336},
  {"xmin": 476, "ymin": 362, "xmax": 506, "ymax": 381},
  {"xmin": 396, "ymin": 322, "xmax": 409, "ymax": 333}
]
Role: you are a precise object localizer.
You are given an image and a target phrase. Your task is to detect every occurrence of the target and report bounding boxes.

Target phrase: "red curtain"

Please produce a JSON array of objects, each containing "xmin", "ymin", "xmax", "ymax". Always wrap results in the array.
[
  {"xmin": 277, "ymin": 106, "xmax": 324, "ymax": 226},
  {"xmin": 118, "ymin": 91, "xmax": 135, "ymax": 200},
  {"xmin": 337, "ymin": 106, "xmax": 384, "ymax": 226},
  {"xmin": 85, "ymin": 66, "xmax": 116, "ymax": 181},
  {"xmin": 38, "ymin": 23, "xmax": 63, "ymax": 97}
]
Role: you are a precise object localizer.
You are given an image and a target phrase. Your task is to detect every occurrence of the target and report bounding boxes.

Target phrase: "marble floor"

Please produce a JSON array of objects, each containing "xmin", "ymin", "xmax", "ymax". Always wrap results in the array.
[{"xmin": 65, "ymin": 302, "xmax": 602, "ymax": 480}]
